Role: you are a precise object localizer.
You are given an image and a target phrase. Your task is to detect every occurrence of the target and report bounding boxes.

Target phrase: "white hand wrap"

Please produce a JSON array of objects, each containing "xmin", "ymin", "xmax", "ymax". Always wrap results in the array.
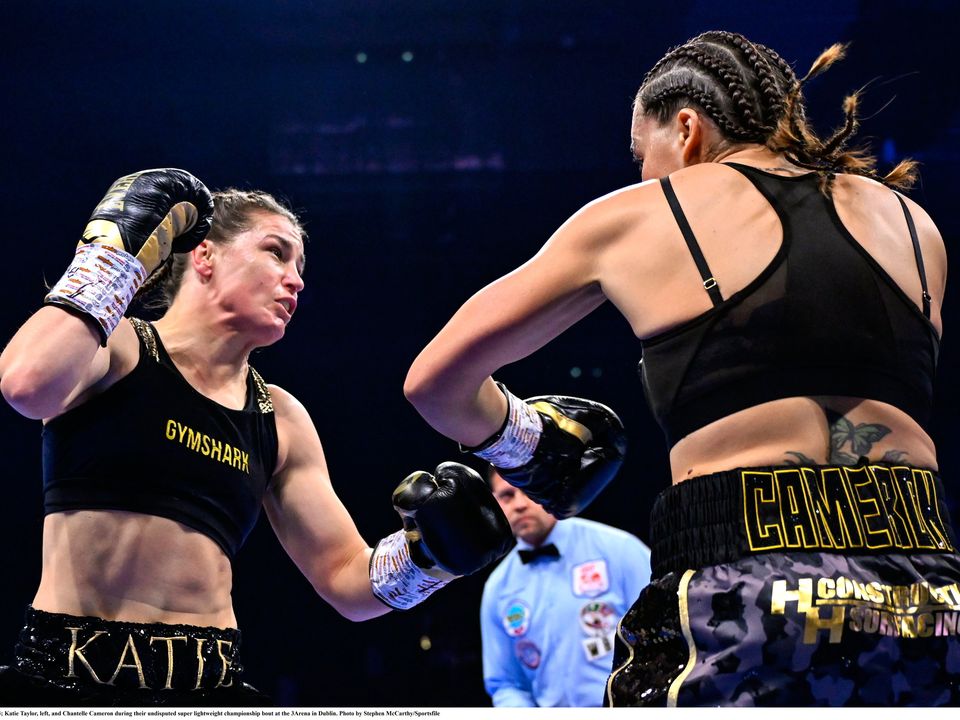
[
  {"xmin": 44, "ymin": 243, "xmax": 147, "ymax": 343},
  {"xmin": 471, "ymin": 386, "xmax": 543, "ymax": 469},
  {"xmin": 369, "ymin": 530, "xmax": 454, "ymax": 611}
]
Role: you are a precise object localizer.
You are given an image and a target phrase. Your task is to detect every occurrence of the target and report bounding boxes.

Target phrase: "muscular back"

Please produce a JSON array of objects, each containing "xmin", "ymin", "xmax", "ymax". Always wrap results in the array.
[{"xmin": 595, "ymin": 163, "xmax": 945, "ymax": 483}]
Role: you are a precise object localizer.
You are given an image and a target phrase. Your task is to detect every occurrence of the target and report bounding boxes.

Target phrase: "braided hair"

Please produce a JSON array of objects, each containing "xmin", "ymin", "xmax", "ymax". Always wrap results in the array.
[
  {"xmin": 138, "ymin": 189, "xmax": 306, "ymax": 310},
  {"xmin": 636, "ymin": 31, "xmax": 917, "ymax": 190}
]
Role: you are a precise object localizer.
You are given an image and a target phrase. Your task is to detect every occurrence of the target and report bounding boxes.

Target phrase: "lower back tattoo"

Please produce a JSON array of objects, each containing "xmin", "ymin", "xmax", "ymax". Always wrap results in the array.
[{"xmin": 784, "ymin": 409, "xmax": 908, "ymax": 466}]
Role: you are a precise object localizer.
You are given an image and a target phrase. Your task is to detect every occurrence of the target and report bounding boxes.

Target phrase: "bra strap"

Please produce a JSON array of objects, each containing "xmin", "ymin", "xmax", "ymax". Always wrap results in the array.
[
  {"xmin": 896, "ymin": 193, "xmax": 931, "ymax": 319},
  {"xmin": 660, "ymin": 177, "xmax": 722, "ymax": 306}
]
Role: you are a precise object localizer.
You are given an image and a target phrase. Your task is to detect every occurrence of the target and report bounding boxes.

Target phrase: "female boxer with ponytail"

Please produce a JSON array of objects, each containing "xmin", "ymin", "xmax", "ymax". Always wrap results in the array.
[{"xmin": 406, "ymin": 32, "xmax": 958, "ymax": 706}]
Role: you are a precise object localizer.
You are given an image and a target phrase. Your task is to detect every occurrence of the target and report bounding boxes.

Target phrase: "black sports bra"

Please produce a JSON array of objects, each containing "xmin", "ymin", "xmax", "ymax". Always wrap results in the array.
[
  {"xmin": 42, "ymin": 318, "xmax": 279, "ymax": 559},
  {"xmin": 639, "ymin": 164, "xmax": 940, "ymax": 445}
]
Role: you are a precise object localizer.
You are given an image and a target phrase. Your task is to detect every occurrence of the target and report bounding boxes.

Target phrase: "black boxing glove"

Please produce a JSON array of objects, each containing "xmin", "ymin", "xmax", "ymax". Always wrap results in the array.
[
  {"xmin": 467, "ymin": 383, "xmax": 626, "ymax": 519},
  {"xmin": 44, "ymin": 169, "xmax": 213, "ymax": 344},
  {"xmin": 369, "ymin": 462, "xmax": 513, "ymax": 610}
]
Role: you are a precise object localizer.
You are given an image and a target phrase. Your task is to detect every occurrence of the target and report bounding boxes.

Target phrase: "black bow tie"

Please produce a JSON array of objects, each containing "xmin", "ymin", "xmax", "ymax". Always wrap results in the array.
[{"xmin": 519, "ymin": 543, "xmax": 560, "ymax": 564}]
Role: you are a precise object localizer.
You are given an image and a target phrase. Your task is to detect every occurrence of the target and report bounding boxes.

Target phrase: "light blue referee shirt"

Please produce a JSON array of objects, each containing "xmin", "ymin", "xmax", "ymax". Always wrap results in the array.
[{"xmin": 480, "ymin": 517, "xmax": 652, "ymax": 707}]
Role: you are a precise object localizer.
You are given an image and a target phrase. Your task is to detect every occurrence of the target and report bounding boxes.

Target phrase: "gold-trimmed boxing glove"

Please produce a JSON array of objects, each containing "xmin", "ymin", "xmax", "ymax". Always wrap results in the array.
[
  {"xmin": 465, "ymin": 383, "xmax": 627, "ymax": 519},
  {"xmin": 44, "ymin": 169, "xmax": 213, "ymax": 344}
]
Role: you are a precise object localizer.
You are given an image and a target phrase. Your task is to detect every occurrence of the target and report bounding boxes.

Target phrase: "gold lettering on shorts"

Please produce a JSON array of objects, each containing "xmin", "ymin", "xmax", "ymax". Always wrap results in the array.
[
  {"xmin": 907, "ymin": 469, "xmax": 953, "ymax": 550},
  {"xmin": 106, "ymin": 634, "xmax": 147, "ymax": 688},
  {"xmin": 772, "ymin": 576, "xmax": 960, "ymax": 644},
  {"xmin": 164, "ymin": 418, "xmax": 251, "ymax": 474},
  {"xmin": 771, "ymin": 578, "xmax": 813, "ymax": 613},
  {"xmin": 194, "ymin": 637, "xmax": 206, "ymax": 690},
  {"xmin": 66, "ymin": 628, "xmax": 108, "ymax": 684},
  {"xmin": 869, "ymin": 466, "xmax": 914, "ymax": 546},
  {"xmin": 742, "ymin": 466, "xmax": 954, "ymax": 552},
  {"xmin": 847, "ymin": 466, "xmax": 892, "ymax": 549},
  {"xmin": 742, "ymin": 472, "xmax": 783, "ymax": 550},
  {"xmin": 813, "ymin": 468, "xmax": 865, "ymax": 548},
  {"xmin": 803, "ymin": 605, "xmax": 845, "ymax": 643},
  {"xmin": 775, "ymin": 469, "xmax": 821, "ymax": 548},
  {"xmin": 938, "ymin": 612, "xmax": 960, "ymax": 635},
  {"xmin": 149, "ymin": 635, "xmax": 187, "ymax": 690},
  {"xmin": 215, "ymin": 639, "xmax": 234, "ymax": 688}
]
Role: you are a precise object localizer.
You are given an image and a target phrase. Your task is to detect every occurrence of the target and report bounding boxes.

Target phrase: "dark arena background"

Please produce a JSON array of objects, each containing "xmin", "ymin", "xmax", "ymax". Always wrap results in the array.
[{"xmin": 1, "ymin": 0, "xmax": 957, "ymax": 707}]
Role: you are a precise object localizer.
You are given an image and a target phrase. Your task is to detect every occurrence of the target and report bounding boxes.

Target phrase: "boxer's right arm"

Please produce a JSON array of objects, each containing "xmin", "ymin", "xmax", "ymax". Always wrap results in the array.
[
  {"xmin": 1, "ymin": 169, "xmax": 212, "ymax": 419},
  {"xmin": 0, "ymin": 306, "xmax": 125, "ymax": 420}
]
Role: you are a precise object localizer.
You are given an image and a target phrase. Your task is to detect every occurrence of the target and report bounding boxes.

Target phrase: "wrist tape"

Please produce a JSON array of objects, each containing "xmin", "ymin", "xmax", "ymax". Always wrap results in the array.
[
  {"xmin": 369, "ymin": 530, "xmax": 453, "ymax": 611},
  {"xmin": 470, "ymin": 385, "xmax": 543, "ymax": 469},
  {"xmin": 44, "ymin": 243, "xmax": 146, "ymax": 344}
]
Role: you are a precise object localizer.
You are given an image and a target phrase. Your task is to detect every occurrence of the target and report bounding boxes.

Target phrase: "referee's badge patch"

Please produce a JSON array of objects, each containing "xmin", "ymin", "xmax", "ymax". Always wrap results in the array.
[
  {"xmin": 515, "ymin": 639, "xmax": 542, "ymax": 669},
  {"xmin": 581, "ymin": 632, "xmax": 616, "ymax": 663},
  {"xmin": 502, "ymin": 601, "xmax": 531, "ymax": 637},
  {"xmin": 579, "ymin": 600, "xmax": 618, "ymax": 635},
  {"xmin": 573, "ymin": 559, "xmax": 609, "ymax": 597}
]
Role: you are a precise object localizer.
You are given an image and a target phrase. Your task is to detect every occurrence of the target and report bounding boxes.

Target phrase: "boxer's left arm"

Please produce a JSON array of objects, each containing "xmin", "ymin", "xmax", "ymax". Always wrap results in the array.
[
  {"xmin": 263, "ymin": 386, "xmax": 511, "ymax": 619},
  {"xmin": 263, "ymin": 386, "xmax": 388, "ymax": 620},
  {"xmin": 369, "ymin": 461, "xmax": 513, "ymax": 610}
]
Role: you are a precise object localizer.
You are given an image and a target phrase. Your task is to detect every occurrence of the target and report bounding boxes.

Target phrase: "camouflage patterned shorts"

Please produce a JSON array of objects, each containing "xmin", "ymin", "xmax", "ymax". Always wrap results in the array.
[{"xmin": 608, "ymin": 465, "xmax": 960, "ymax": 706}]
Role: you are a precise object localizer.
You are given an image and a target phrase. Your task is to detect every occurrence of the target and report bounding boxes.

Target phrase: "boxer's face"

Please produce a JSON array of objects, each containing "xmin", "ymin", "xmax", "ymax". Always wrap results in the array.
[
  {"xmin": 200, "ymin": 211, "xmax": 305, "ymax": 345},
  {"xmin": 490, "ymin": 471, "xmax": 557, "ymax": 547}
]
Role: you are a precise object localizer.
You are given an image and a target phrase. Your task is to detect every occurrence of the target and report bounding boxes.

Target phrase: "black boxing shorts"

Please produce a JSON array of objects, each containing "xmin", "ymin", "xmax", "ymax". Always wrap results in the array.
[
  {"xmin": 0, "ymin": 606, "xmax": 268, "ymax": 706},
  {"xmin": 606, "ymin": 463, "xmax": 960, "ymax": 707}
]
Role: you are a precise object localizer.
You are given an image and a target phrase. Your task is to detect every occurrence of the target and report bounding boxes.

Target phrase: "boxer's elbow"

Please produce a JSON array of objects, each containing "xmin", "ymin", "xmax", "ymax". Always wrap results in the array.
[
  {"xmin": 328, "ymin": 600, "xmax": 374, "ymax": 623},
  {"xmin": 403, "ymin": 360, "xmax": 441, "ymax": 413},
  {"xmin": 406, "ymin": 346, "xmax": 469, "ymax": 408},
  {"xmin": 349, "ymin": 605, "xmax": 389, "ymax": 622},
  {"xmin": 0, "ymin": 364, "xmax": 61, "ymax": 419}
]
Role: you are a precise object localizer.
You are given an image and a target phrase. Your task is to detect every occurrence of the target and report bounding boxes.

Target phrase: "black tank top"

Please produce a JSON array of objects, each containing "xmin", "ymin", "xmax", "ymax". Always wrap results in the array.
[
  {"xmin": 42, "ymin": 318, "xmax": 279, "ymax": 559},
  {"xmin": 640, "ymin": 164, "xmax": 940, "ymax": 445}
]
